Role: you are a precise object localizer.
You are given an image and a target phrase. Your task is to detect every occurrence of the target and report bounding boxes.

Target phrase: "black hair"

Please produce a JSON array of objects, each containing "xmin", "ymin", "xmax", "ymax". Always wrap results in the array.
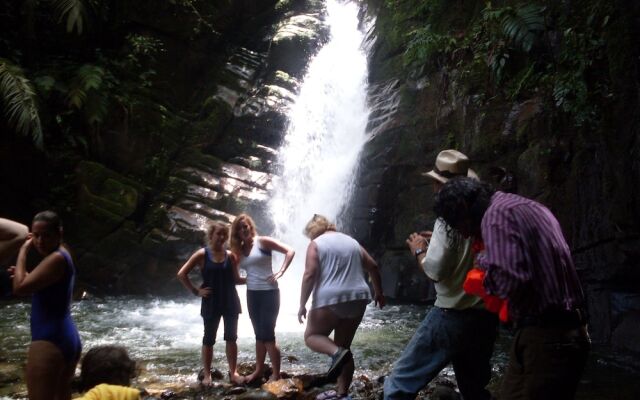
[
  {"xmin": 433, "ymin": 177, "xmax": 496, "ymax": 240},
  {"xmin": 32, "ymin": 210, "xmax": 62, "ymax": 232},
  {"xmin": 80, "ymin": 345, "xmax": 137, "ymax": 391}
]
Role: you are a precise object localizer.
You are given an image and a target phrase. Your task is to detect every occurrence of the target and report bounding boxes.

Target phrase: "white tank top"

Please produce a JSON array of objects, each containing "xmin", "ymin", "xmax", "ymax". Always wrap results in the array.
[
  {"xmin": 311, "ymin": 232, "xmax": 372, "ymax": 309},
  {"xmin": 239, "ymin": 237, "xmax": 278, "ymax": 291}
]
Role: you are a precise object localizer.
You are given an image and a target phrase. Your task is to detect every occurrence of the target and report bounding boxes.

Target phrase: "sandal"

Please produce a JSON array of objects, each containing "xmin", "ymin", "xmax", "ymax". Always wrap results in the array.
[
  {"xmin": 327, "ymin": 348, "xmax": 352, "ymax": 380},
  {"xmin": 316, "ymin": 389, "xmax": 338, "ymax": 400}
]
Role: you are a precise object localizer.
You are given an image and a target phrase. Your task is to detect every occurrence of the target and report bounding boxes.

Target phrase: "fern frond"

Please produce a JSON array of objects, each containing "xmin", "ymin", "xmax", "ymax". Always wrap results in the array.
[
  {"xmin": 54, "ymin": 0, "xmax": 87, "ymax": 34},
  {"xmin": 501, "ymin": 5, "xmax": 545, "ymax": 52},
  {"xmin": 0, "ymin": 59, "xmax": 43, "ymax": 148},
  {"xmin": 67, "ymin": 64, "xmax": 104, "ymax": 109},
  {"xmin": 67, "ymin": 64, "xmax": 108, "ymax": 125}
]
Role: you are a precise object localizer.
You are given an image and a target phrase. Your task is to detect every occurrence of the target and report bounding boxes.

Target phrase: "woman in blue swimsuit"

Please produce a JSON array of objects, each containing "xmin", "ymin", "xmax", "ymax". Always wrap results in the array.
[{"xmin": 11, "ymin": 211, "xmax": 81, "ymax": 400}]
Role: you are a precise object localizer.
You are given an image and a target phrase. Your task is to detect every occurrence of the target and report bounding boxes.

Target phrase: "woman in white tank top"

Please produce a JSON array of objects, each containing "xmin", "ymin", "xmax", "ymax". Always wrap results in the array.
[
  {"xmin": 298, "ymin": 214, "xmax": 385, "ymax": 400},
  {"xmin": 230, "ymin": 214, "xmax": 295, "ymax": 383}
]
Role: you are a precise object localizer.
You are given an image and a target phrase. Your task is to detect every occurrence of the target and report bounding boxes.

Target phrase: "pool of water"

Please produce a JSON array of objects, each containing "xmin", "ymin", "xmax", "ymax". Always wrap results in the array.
[{"xmin": 1, "ymin": 294, "xmax": 638, "ymax": 399}]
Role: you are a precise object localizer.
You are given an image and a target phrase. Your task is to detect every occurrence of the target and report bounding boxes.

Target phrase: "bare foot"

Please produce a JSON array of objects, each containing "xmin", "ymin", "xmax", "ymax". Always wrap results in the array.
[
  {"xmin": 268, "ymin": 374, "xmax": 280, "ymax": 382},
  {"xmin": 230, "ymin": 372, "xmax": 245, "ymax": 385},
  {"xmin": 201, "ymin": 375, "xmax": 212, "ymax": 387},
  {"xmin": 245, "ymin": 370, "xmax": 263, "ymax": 384}
]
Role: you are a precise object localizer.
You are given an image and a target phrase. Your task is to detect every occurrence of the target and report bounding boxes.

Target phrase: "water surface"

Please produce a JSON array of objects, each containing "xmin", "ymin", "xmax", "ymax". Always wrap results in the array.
[{"xmin": 1, "ymin": 296, "xmax": 638, "ymax": 399}]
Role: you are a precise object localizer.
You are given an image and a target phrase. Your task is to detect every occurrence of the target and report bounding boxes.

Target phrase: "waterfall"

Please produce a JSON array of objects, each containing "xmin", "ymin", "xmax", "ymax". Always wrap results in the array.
[{"xmin": 269, "ymin": 0, "xmax": 370, "ymax": 299}]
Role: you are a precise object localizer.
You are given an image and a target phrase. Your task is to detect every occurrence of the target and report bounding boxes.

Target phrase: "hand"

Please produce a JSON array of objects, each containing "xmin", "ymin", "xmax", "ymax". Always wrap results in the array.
[
  {"xmin": 374, "ymin": 293, "xmax": 386, "ymax": 309},
  {"xmin": 196, "ymin": 287, "xmax": 212, "ymax": 298},
  {"xmin": 267, "ymin": 270, "xmax": 284, "ymax": 283},
  {"xmin": 406, "ymin": 232, "xmax": 431, "ymax": 255},
  {"xmin": 20, "ymin": 237, "xmax": 33, "ymax": 251},
  {"xmin": 297, "ymin": 306, "xmax": 307, "ymax": 324},
  {"xmin": 6, "ymin": 266, "xmax": 15, "ymax": 278}
]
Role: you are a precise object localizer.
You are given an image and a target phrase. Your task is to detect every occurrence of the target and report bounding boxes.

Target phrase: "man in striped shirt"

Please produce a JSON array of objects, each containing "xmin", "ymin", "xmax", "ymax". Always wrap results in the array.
[{"xmin": 434, "ymin": 177, "xmax": 590, "ymax": 400}]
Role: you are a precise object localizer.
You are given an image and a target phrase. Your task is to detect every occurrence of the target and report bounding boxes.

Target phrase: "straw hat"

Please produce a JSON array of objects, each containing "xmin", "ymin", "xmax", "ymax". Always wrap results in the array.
[{"xmin": 422, "ymin": 149, "xmax": 478, "ymax": 184}]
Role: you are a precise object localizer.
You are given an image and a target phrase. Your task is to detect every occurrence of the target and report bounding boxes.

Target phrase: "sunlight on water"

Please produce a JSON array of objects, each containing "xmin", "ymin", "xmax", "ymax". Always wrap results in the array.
[
  {"xmin": 0, "ymin": 298, "xmax": 424, "ymax": 397},
  {"xmin": 269, "ymin": 0, "xmax": 371, "ymax": 308}
]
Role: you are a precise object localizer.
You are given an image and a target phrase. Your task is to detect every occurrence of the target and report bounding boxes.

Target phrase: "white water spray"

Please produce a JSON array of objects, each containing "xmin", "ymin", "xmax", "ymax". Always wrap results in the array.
[{"xmin": 269, "ymin": 0, "xmax": 370, "ymax": 300}]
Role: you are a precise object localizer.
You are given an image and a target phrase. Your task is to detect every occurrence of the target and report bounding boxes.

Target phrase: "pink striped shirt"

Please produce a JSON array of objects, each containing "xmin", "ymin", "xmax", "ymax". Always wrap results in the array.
[{"xmin": 477, "ymin": 192, "xmax": 585, "ymax": 320}]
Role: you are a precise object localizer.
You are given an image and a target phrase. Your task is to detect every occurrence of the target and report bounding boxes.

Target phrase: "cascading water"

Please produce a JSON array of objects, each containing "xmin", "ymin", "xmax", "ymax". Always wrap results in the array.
[{"xmin": 269, "ymin": 0, "xmax": 370, "ymax": 298}]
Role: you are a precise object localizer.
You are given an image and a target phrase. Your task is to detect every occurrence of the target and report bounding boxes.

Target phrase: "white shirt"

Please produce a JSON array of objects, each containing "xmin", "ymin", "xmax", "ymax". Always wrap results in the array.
[
  {"xmin": 421, "ymin": 218, "xmax": 483, "ymax": 309},
  {"xmin": 311, "ymin": 232, "xmax": 372, "ymax": 309},
  {"xmin": 239, "ymin": 237, "xmax": 278, "ymax": 291}
]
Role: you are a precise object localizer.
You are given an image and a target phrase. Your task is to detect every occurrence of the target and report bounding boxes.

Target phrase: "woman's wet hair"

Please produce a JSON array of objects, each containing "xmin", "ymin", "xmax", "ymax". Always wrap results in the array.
[
  {"xmin": 303, "ymin": 214, "xmax": 337, "ymax": 239},
  {"xmin": 205, "ymin": 221, "xmax": 229, "ymax": 244},
  {"xmin": 32, "ymin": 210, "xmax": 62, "ymax": 232},
  {"xmin": 433, "ymin": 177, "xmax": 495, "ymax": 240},
  {"xmin": 80, "ymin": 345, "xmax": 137, "ymax": 391},
  {"xmin": 230, "ymin": 213, "xmax": 257, "ymax": 254}
]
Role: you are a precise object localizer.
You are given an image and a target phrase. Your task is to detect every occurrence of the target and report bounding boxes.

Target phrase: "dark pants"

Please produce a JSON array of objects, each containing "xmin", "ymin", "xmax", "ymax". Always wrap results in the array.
[
  {"xmin": 500, "ymin": 325, "xmax": 590, "ymax": 400},
  {"xmin": 247, "ymin": 289, "xmax": 280, "ymax": 341},
  {"xmin": 203, "ymin": 314, "xmax": 238, "ymax": 346}
]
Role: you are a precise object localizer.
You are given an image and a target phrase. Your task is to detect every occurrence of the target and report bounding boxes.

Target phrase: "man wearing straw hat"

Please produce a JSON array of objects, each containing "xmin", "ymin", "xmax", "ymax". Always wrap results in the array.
[{"xmin": 384, "ymin": 150, "xmax": 498, "ymax": 400}]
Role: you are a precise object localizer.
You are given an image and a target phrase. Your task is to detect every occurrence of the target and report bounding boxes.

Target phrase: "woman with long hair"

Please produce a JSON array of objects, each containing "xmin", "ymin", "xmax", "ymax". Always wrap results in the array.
[
  {"xmin": 230, "ymin": 214, "xmax": 295, "ymax": 383},
  {"xmin": 177, "ymin": 221, "xmax": 245, "ymax": 386}
]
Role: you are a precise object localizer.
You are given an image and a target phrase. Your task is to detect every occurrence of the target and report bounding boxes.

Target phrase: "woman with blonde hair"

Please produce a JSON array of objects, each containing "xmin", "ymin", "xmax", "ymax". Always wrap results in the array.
[
  {"xmin": 177, "ymin": 221, "xmax": 245, "ymax": 385},
  {"xmin": 298, "ymin": 214, "xmax": 385, "ymax": 400},
  {"xmin": 230, "ymin": 214, "xmax": 295, "ymax": 383}
]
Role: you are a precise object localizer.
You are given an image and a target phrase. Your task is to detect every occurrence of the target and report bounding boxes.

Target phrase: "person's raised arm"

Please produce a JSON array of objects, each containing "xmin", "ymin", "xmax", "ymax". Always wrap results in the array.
[
  {"xmin": 298, "ymin": 241, "xmax": 318, "ymax": 323},
  {"xmin": 177, "ymin": 249, "xmax": 210, "ymax": 298},
  {"xmin": 0, "ymin": 218, "xmax": 28, "ymax": 265},
  {"xmin": 259, "ymin": 236, "xmax": 295, "ymax": 283},
  {"xmin": 228, "ymin": 251, "xmax": 246, "ymax": 285},
  {"xmin": 360, "ymin": 246, "xmax": 385, "ymax": 309},
  {"xmin": 13, "ymin": 239, "xmax": 66, "ymax": 296}
]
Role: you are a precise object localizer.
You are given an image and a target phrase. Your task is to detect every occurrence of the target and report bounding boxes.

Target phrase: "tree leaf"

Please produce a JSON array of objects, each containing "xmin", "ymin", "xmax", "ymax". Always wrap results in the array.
[{"xmin": 0, "ymin": 59, "xmax": 43, "ymax": 148}]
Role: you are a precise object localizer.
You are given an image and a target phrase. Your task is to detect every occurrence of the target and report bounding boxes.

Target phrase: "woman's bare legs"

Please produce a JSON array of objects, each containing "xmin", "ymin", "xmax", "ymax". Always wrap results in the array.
[
  {"xmin": 226, "ymin": 341, "xmax": 245, "ymax": 384},
  {"xmin": 265, "ymin": 341, "xmax": 281, "ymax": 380},
  {"xmin": 305, "ymin": 307, "xmax": 364, "ymax": 396},
  {"xmin": 202, "ymin": 345, "xmax": 213, "ymax": 386},
  {"xmin": 27, "ymin": 341, "xmax": 77, "ymax": 400},
  {"xmin": 333, "ymin": 317, "xmax": 362, "ymax": 396},
  {"xmin": 247, "ymin": 340, "xmax": 267, "ymax": 383}
]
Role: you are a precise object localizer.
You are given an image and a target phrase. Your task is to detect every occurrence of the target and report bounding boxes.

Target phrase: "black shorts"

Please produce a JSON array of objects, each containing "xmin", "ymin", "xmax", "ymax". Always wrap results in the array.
[
  {"xmin": 247, "ymin": 289, "xmax": 280, "ymax": 341},
  {"xmin": 202, "ymin": 313, "xmax": 239, "ymax": 346}
]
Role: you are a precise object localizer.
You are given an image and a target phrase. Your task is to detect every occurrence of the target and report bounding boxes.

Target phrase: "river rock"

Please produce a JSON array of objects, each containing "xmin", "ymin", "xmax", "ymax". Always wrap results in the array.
[
  {"xmin": 237, "ymin": 390, "xmax": 278, "ymax": 400},
  {"xmin": 261, "ymin": 378, "xmax": 304, "ymax": 398}
]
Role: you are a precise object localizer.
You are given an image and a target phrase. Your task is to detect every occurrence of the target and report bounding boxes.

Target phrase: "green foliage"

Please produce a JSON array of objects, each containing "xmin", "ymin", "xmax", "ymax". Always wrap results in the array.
[
  {"xmin": 404, "ymin": 27, "xmax": 458, "ymax": 68},
  {"xmin": 483, "ymin": 4, "xmax": 545, "ymax": 53},
  {"xmin": 67, "ymin": 64, "xmax": 108, "ymax": 125},
  {"xmin": 388, "ymin": 0, "xmax": 616, "ymax": 130},
  {"xmin": 54, "ymin": 0, "xmax": 88, "ymax": 34},
  {"xmin": 0, "ymin": 59, "xmax": 43, "ymax": 148}
]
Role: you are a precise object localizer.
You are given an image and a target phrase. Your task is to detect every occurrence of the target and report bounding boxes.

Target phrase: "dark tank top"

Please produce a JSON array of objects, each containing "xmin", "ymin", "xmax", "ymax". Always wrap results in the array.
[{"xmin": 200, "ymin": 248, "xmax": 241, "ymax": 318}]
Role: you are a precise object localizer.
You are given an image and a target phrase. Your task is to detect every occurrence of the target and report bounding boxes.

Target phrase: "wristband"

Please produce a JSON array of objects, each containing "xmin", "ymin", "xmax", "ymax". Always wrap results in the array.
[{"xmin": 414, "ymin": 248, "xmax": 426, "ymax": 259}]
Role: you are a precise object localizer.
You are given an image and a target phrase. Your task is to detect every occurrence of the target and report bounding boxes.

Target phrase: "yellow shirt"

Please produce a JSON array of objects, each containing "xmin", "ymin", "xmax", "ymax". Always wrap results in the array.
[{"xmin": 77, "ymin": 384, "xmax": 141, "ymax": 400}]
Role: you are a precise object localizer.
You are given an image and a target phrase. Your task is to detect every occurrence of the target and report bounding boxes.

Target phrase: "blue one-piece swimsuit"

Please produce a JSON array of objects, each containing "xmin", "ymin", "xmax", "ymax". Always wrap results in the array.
[{"xmin": 30, "ymin": 248, "xmax": 82, "ymax": 363}]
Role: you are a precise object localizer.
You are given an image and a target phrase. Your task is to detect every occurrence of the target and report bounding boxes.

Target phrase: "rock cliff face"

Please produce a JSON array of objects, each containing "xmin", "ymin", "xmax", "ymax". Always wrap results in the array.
[
  {"xmin": 346, "ymin": 0, "xmax": 640, "ymax": 349},
  {"xmin": 34, "ymin": 0, "xmax": 329, "ymax": 295}
]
